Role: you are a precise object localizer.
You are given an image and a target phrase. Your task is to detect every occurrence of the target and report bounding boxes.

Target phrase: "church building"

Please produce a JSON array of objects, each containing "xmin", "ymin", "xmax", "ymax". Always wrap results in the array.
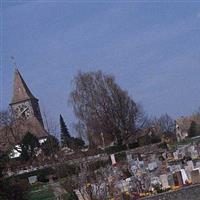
[{"xmin": 0, "ymin": 69, "xmax": 48, "ymax": 156}]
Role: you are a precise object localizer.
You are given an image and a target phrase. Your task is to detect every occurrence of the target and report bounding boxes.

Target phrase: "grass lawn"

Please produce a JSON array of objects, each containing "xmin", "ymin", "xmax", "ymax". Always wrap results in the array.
[{"xmin": 25, "ymin": 183, "xmax": 55, "ymax": 200}]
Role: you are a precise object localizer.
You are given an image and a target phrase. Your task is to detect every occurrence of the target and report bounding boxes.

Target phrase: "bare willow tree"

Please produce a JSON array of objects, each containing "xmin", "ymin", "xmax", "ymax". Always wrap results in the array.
[
  {"xmin": 157, "ymin": 113, "xmax": 175, "ymax": 134},
  {"xmin": 0, "ymin": 109, "xmax": 23, "ymax": 151},
  {"xmin": 70, "ymin": 71, "xmax": 141, "ymax": 146}
]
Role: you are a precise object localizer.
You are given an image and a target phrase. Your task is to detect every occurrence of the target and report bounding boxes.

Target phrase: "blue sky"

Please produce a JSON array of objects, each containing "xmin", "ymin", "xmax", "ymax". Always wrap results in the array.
[{"xmin": 1, "ymin": 1, "xmax": 200, "ymax": 135}]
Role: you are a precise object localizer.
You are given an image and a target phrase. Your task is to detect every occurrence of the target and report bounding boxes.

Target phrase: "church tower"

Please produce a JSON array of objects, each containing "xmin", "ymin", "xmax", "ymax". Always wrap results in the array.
[{"xmin": 10, "ymin": 69, "xmax": 44, "ymax": 127}]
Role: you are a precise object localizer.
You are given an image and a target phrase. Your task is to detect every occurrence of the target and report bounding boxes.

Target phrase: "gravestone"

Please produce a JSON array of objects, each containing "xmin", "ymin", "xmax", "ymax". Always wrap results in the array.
[
  {"xmin": 191, "ymin": 168, "xmax": 200, "ymax": 184},
  {"xmin": 110, "ymin": 154, "xmax": 116, "ymax": 165},
  {"xmin": 160, "ymin": 174, "xmax": 169, "ymax": 189},
  {"xmin": 28, "ymin": 175, "xmax": 37, "ymax": 184}
]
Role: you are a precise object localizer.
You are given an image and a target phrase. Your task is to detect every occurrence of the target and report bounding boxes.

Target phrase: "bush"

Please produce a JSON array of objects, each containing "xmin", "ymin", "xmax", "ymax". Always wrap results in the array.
[
  {"xmin": 115, "ymin": 151, "xmax": 126, "ymax": 162},
  {"xmin": 64, "ymin": 192, "xmax": 78, "ymax": 200},
  {"xmin": 153, "ymin": 183, "xmax": 163, "ymax": 193},
  {"xmin": 88, "ymin": 160, "xmax": 110, "ymax": 171},
  {"xmin": 41, "ymin": 135, "xmax": 60, "ymax": 156},
  {"xmin": 153, "ymin": 183, "xmax": 170, "ymax": 194},
  {"xmin": 105, "ymin": 145, "xmax": 127, "ymax": 154},
  {"xmin": 158, "ymin": 142, "xmax": 168, "ymax": 149},
  {"xmin": 37, "ymin": 173, "xmax": 49, "ymax": 182},
  {"xmin": 188, "ymin": 121, "xmax": 198, "ymax": 137},
  {"xmin": 138, "ymin": 134, "xmax": 161, "ymax": 147},
  {"xmin": 128, "ymin": 142, "xmax": 139, "ymax": 149},
  {"xmin": 138, "ymin": 135, "xmax": 151, "ymax": 146},
  {"xmin": 0, "ymin": 178, "xmax": 29, "ymax": 200},
  {"xmin": 37, "ymin": 167, "xmax": 55, "ymax": 182},
  {"xmin": 55, "ymin": 164, "xmax": 80, "ymax": 178},
  {"xmin": 20, "ymin": 132, "xmax": 40, "ymax": 161},
  {"xmin": 151, "ymin": 134, "xmax": 161, "ymax": 144},
  {"xmin": 0, "ymin": 151, "xmax": 9, "ymax": 178},
  {"xmin": 62, "ymin": 177, "xmax": 79, "ymax": 193}
]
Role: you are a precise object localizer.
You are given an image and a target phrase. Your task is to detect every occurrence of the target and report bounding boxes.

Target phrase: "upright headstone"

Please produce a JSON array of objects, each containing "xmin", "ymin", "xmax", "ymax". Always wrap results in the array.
[
  {"xmin": 196, "ymin": 161, "xmax": 200, "ymax": 168},
  {"xmin": 173, "ymin": 171, "xmax": 183, "ymax": 186},
  {"xmin": 168, "ymin": 174, "xmax": 174, "ymax": 187},
  {"xmin": 188, "ymin": 145, "xmax": 195, "ymax": 153},
  {"xmin": 191, "ymin": 150, "xmax": 198, "ymax": 159},
  {"xmin": 187, "ymin": 160, "xmax": 194, "ymax": 171},
  {"xmin": 180, "ymin": 169, "xmax": 188, "ymax": 184},
  {"xmin": 28, "ymin": 176, "xmax": 37, "ymax": 184},
  {"xmin": 148, "ymin": 162, "xmax": 157, "ymax": 171},
  {"xmin": 160, "ymin": 174, "xmax": 169, "ymax": 189},
  {"xmin": 184, "ymin": 166, "xmax": 191, "ymax": 180},
  {"xmin": 171, "ymin": 164, "xmax": 181, "ymax": 172},
  {"xmin": 139, "ymin": 161, "xmax": 145, "ymax": 171},
  {"xmin": 191, "ymin": 168, "xmax": 200, "ymax": 184},
  {"xmin": 110, "ymin": 154, "xmax": 116, "ymax": 165},
  {"xmin": 126, "ymin": 154, "xmax": 132, "ymax": 162},
  {"xmin": 173, "ymin": 151, "xmax": 178, "ymax": 160}
]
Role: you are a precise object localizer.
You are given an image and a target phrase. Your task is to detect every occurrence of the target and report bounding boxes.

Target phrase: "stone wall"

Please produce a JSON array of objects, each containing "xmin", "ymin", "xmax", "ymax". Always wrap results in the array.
[{"xmin": 141, "ymin": 184, "xmax": 200, "ymax": 200}]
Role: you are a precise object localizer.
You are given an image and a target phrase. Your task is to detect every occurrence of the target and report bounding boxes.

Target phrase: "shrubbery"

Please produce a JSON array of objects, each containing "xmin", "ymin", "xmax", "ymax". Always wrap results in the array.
[
  {"xmin": 0, "ymin": 178, "xmax": 29, "ymax": 200},
  {"xmin": 158, "ymin": 142, "xmax": 168, "ymax": 149},
  {"xmin": 55, "ymin": 164, "xmax": 80, "ymax": 178},
  {"xmin": 127, "ymin": 142, "xmax": 139, "ymax": 149},
  {"xmin": 105, "ymin": 145, "xmax": 127, "ymax": 154},
  {"xmin": 138, "ymin": 134, "xmax": 161, "ymax": 147},
  {"xmin": 88, "ymin": 160, "xmax": 110, "ymax": 171},
  {"xmin": 64, "ymin": 192, "xmax": 78, "ymax": 200},
  {"xmin": 115, "ymin": 151, "xmax": 126, "ymax": 162}
]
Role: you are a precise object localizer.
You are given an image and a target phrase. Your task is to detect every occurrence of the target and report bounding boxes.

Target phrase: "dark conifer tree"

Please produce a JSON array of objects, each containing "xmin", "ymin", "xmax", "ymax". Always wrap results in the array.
[
  {"xmin": 60, "ymin": 114, "xmax": 71, "ymax": 147},
  {"xmin": 188, "ymin": 121, "xmax": 197, "ymax": 138},
  {"xmin": 41, "ymin": 135, "xmax": 60, "ymax": 156},
  {"xmin": 20, "ymin": 132, "xmax": 40, "ymax": 161}
]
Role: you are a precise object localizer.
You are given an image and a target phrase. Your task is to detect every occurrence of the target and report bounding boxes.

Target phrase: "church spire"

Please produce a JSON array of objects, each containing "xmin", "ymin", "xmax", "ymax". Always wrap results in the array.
[{"xmin": 11, "ymin": 69, "xmax": 37, "ymax": 104}]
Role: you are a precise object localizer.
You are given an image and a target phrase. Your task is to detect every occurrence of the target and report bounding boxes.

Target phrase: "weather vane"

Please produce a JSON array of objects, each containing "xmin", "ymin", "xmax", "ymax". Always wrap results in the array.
[{"xmin": 11, "ymin": 56, "xmax": 18, "ymax": 68}]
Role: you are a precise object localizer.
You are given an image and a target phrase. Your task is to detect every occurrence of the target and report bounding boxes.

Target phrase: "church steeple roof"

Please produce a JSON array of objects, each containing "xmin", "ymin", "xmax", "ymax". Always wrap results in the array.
[{"xmin": 11, "ymin": 69, "xmax": 37, "ymax": 104}]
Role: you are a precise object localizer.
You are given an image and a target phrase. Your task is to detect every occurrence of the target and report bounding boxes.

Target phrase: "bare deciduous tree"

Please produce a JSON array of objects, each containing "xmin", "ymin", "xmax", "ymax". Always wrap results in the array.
[
  {"xmin": 0, "ymin": 109, "xmax": 12, "ymax": 126},
  {"xmin": 0, "ymin": 109, "xmax": 23, "ymax": 151},
  {"xmin": 157, "ymin": 114, "xmax": 175, "ymax": 134},
  {"xmin": 41, "ymin": 107, "xmax": 58, "ymax": 137},
  {"xmin": 69, "ymin": 71, "xmax": 141, "ymax": 146}
]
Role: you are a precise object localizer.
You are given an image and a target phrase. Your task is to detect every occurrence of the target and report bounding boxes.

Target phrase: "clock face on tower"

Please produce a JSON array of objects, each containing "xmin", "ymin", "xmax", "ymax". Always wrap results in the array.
[{"xmin": 14, "ymin": 102, "xmax": 32, "ymax": 119}]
